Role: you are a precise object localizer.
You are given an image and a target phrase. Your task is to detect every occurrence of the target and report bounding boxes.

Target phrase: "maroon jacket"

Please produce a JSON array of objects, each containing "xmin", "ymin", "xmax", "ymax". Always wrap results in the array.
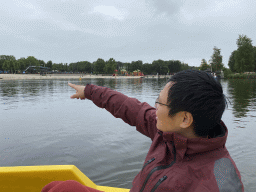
[{"xmin": 82, "ymin": 84, "xmax": 244, "ymax": 192}]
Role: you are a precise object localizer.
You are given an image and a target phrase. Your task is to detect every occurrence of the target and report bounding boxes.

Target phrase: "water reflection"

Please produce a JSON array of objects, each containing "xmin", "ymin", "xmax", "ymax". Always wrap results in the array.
[
  {"xmin": 227, "ymin": 79, "xmax": 256, "ymax": 118},
  {"xmin": 1, "ymin": 78, "xmax": 256, "ymax": 118}
]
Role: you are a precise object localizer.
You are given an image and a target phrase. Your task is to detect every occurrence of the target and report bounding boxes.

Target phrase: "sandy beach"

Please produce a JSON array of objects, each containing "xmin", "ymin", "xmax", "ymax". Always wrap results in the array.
[
  {"xmin": 0, "ymin": 74, "xmax": 144, "ymax": 80},
  {"xmin": 0, "ymin": 74, "xmax": 172, "ymax": 80}
]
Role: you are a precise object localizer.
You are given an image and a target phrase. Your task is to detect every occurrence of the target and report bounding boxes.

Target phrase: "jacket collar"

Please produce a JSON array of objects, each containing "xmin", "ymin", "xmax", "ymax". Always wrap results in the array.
[{"xmin": 157, "ymin": 120, "xmax": 228, "ymax": 160}]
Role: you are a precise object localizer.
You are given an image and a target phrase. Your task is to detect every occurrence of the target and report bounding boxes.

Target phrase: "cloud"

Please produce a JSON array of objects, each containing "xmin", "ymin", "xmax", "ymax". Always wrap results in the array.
[
  {"xmin": 89, "ymin": 5, "xmax": 129, "ymax": 21},
  {"xmin": 146, "ymin": 0, "xmax": 183, "ymax": 16},
  {"xmin": 178, "ymin": 0, "xmax": 254, "ymax": 26},
  {"xmin": 1, "ymin": 0, "xmax": 256, "ymax": 66},
  {"xmin": 1, "ymin": 0, "xmax": 48, "ymax": 20}
]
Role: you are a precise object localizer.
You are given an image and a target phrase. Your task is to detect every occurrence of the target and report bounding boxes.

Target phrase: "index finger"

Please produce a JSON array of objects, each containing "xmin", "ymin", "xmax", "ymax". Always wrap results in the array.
[{"xmin": 68, "ymin": 82, "xmax": 76, "ymax": 89}]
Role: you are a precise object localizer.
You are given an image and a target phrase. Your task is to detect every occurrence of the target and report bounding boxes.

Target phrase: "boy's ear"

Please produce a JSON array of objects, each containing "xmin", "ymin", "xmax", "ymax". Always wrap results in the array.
[{"xmin": 180, "ymin": 112, "xmax": 193, "ymax": 129}]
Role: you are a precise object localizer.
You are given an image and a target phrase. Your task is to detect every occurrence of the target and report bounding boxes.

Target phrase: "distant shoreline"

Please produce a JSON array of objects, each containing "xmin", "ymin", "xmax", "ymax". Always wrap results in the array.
[
  {"xmin": 0, "ymin": 74, "xmax": 140, "ymax": 80},
  {"xmin": 0, "ymin": 74, "xmax": 173, "ymax": 80}
]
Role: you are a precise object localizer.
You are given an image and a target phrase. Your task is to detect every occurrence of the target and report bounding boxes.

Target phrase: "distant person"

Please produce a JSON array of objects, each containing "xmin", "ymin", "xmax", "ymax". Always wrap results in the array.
[{"xmin": 43, "ymin": 70, "xmax": 244, "ymax": 192}]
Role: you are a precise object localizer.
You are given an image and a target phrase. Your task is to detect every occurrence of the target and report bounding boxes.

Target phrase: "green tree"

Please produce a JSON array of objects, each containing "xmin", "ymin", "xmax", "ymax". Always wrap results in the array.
[
  {"xmin": 201, "ymin": 59, "xmax": 207, "ymax": 65},
  {"xmin": 116, "ymin": 61, "xmax": 125, "ymax": 73},
  {"xmin": 165, "ymin": 60, "xmax": 182, "ymax": 73},
  {"xmin": 252, "ymin": 46, "xmax": 256, "ymax": 72},
  {"xmin": 200, "ymin": 59, "xmax": 210, "ymax": 71},
  {"xmin": 38, "ymin": 60, "xmax": 46, "ymax": 68},
  {"xmin": 0, "ymin": 55, "xmax": 16, "ymax": 61},
  {"xmin": 94, "ymin": 58, "xmax": 105, "ymax": 74},
  {"xmin": 2, "ymin": 60, "xmax": 10, "ymax": 72},
  {"xmin": 52, "ymin": 63, "xmax": 58, "ymax": 71},
  {"xmin": 26, "ymin": 56, "xmax": 39, "ymax": 67},
  {"xmin": 17, "ymin": 57, "xmax": 27, "ymax": 72},
  {"xmin": 142, "ymin": 63, "xmax": 152, "ymax": 75},
  {"xmin": 104, "ymin": 58, "xmax": 117, "ymax": 74},
  {"xmin": 228, "ymin": 50, "xmax": 237, "ymax": 72},
  {"xmin": 9, "ymin": 60, "xmax": 16, "ymax": 73},
  {"xmin": 180, "ymin": 62, "xmax": 190, "ymax": 71},
  {"xmin": 152, "ymin": 59, "xmax": 168, "ymax": 74},
  {"xmin": 211, "ymin": 46, "xmax": 224, "ymax": 72},
  {"xmin": 0, "ymin": 55, "xmax": 16, "ymax": 71},
  {"xmin": 13, "ymin": 60, "xmax": 20, "ymax": 73},
  {"xmin": 46, "ymin": 60, "xmax": 53, "ymax": 70},
  {"xmin": 58, "ymin": 63, "xmax": 64, "ymax": 72},
  {"xmin": 124, "ymin": 62, "xmax": 131, "ymax": 73},
  {"xmin": 68, "ymin": 63, "xmax": 74, "ymax": 72},
  {"xmin": 222, "ymin": 66, "xmax": 233, "ymax": 78},
  {"xmin": 82, "ymin": 61, "xmax": 91, "ymax": 73},
  {"xmin": 130, "ymin": 60, "xmax": 143, "ymax": 72},
  {"xmin": 64, "ymin": 63, "xmax": 68, "ymax": 72},
  {"xmin": 235, "ymin": 34, "xmax": 254, "ymax": 73}
]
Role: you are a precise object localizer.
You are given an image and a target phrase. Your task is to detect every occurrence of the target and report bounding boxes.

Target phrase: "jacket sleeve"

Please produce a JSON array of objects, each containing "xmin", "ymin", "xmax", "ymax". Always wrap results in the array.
[
  {"xmin": 213, "ymin": 158, "xmax": 244, "ymax": 192},
  {"xmin": 84, "ymin": 84, "xmax": 158, "ymax": 141}
]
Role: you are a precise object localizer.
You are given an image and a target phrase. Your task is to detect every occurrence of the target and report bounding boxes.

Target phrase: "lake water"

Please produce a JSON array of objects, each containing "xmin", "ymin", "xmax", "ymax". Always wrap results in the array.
[{"xmin": 0, "ymin": 78, "xmax": 256, "ymax": 191}]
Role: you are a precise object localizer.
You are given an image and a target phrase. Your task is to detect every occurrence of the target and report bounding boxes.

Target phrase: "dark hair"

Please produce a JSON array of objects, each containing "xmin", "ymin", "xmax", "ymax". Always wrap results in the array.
[{"xmin": 167, "ymin": 70, "xmax": 230, "ymax": 138}]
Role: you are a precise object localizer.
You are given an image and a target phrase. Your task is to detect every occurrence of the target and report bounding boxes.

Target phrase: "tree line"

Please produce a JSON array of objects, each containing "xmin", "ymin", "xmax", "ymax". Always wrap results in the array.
[
  {"xmin": 0, "ymin": 56, "xmax": 193, "ymax": 75},
  {"xmin": 200, "ymin": 34, "xmax": 256, "ymax": 74},
  {"xmin": 1, "ymin": 34, "xmax": 255, "ymax": 75}
]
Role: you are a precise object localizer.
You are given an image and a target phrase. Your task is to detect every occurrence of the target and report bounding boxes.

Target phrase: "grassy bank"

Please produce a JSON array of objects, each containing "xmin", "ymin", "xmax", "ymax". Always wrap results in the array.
[{"xmin": 226, "ymin": 73, "xmax": 256, "ymax": 79}]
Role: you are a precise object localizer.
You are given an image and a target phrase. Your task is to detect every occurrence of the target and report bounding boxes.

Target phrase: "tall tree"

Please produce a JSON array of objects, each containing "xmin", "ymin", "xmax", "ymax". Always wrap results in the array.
[
  {"xmin": 82, "ymin": 61, "xmax": 91, "ymax": 73},
  {"xmin": 2, "ymin": 60, "xmax": 10, "ymax": 72},
  {"xmin": 210, "ymin": 46, "xmax": 223, "ymax": 72},
  {"xmin": 152, "ymin": 59, "xmax": 168, "ymax": 74},
  {"xmin": 17, "ymin": 57, "xmax": 26, "ymax": 72},
  {"xmin": 200, "ymin": 59, "xmax": 210, "ymax": 71},
  {"xmin": 38, "ymin": 60, "xmax": 46, "ymax": 68},
  {"xmin": 0, "ymin": 55, "xmax": 16, "ymax": 61},
  {"xmin": 201, "ymin": 59, "xmax": 207, "ymax": 65},
  {"xmin": 142, "ymin": 63, "xmax": 152, "ymax": 75},
  {"xmin": 165, "ymin": 60, "xmax": 182, "ymax": 73},
  {"xmin": 130, "ymin": 60, "xmax": 143, "ymax": 72},
  {"xmin": 124, "ymin": 62, "xmax": 131, "ymax": 73},
  {"xmin": 94, "ymin": 58, "xmax": 105, "ymax": 74},
  {"xmin": 26, "ymin": 56, "xmax": 39, "ymax": 67},
  {"xmin": 180, "ymin": 62, "xmax": 190, "ymax": 71},
  {"xmin": 13, "ymin": 60, "xmax": 20, "ymax": 73},
  {"xmin": 0, "ymin": 55, "xmax": 16, "ymax": 71},
  {"xmin": 228, "ymin": 50, "xmax": 237, "ymax": 72},
  {"xmin": 116, "ymin": 61, "xmax": 124, "ymax": 72},
  {"xmin": 104, "ymin": 58, "xmax": 116, "ymax": 74},
  {"xmin": 9, "ymin": 60, "xmax": 15, "ymax": 73},
  {"xmin": 235, "ymin": 34, "xmax": 254, "ymax": 73},
  {"xmin": 46, "ymin": 60, "xmax": 53, "ymax": 70},
  {"xmin": 252, "ymin": 46, "xmax": 256, "ymax": 72},
  {"xmin": 58, "ymin": 63, "xmax": 64, "ymax": 72},
  {"xmin": 64, "ymin": 63, "xmax": 68, "ymax": 72},
  {"xmin": 76, "ymin": 61, "xmax": 85, "ymax": 72}
]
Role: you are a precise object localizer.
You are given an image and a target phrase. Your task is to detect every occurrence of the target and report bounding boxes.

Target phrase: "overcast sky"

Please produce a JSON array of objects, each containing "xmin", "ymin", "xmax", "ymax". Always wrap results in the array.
[{"xmin": 1, "ymin": 0, "xmax": 256, "ymax": 67}]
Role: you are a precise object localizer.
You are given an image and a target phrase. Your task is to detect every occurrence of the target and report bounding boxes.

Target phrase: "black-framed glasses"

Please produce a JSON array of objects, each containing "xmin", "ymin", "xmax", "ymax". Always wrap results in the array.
[{"xmin": 155, "ymin": 96, "xmax": 169, "ymax": 108}]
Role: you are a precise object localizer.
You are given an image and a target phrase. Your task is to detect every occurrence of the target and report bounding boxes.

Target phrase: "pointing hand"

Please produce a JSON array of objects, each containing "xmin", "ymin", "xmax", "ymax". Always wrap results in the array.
[{"xmin": 68, "ymin": 83, "xmax": 86, "ymax": 100}]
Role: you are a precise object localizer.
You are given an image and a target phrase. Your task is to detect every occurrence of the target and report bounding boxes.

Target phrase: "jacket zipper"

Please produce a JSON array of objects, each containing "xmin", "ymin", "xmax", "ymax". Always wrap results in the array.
[
  {"xmin": 151, "ymin": 175, "xmax": 168, "ymax": 192},
  {"xmin": 141, "ymin": 158, "xmax": 155, "ymax": 172},
  {"xmin": 139, "ymin": 141, "xmax": 176, "ymax": 192}
]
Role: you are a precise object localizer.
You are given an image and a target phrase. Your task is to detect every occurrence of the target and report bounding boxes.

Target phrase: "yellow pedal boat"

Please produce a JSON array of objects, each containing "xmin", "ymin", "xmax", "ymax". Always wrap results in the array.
[{"xmin": 0, "ymin": 165, "xmax": 130, "ymax": 192}]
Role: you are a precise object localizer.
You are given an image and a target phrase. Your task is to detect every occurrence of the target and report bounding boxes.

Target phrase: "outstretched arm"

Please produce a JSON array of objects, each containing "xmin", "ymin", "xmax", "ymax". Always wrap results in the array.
[{"xmin": 68, "ymin": 83, "xmax": 158, "ymax": 140}]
